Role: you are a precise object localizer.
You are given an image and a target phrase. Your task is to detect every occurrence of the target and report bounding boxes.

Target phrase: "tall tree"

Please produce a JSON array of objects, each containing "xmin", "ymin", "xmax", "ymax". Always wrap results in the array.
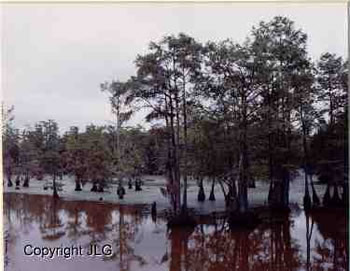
[
  {"xmin": 311, "ymin": 54, "xmax": 348, "ymax": 206},
  {"xmin": 251, "ymin": 16, "xmax": 310, "ymax": 208},
  {"xmin": 203, "ymin": 40, "xmax": 261, "ymax": 213},
  {"xmin": 101, "ymin": 81, "xmax": 133, "ymax": 177},
  {"xmin": 316, "ymin": 53, "xmax": 348, "ymax": 127},
  {"xmin": 127, "ymin": 33, "xmax": 203, "ymax": 215},
  {"xmin": 292, "ymin": 64, "xmax": 320, "ymax": 209}
]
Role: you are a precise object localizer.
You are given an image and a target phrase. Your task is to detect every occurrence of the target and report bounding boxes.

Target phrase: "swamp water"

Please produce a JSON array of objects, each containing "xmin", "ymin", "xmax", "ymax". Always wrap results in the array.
[{"xmin": 4, "ymin": 193, "xmax": 348, "ymax": 271}]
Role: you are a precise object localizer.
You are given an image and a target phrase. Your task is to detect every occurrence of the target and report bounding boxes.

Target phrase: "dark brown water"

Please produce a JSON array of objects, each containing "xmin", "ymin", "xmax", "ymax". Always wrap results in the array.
[{"xmin": 4, "ymin": 193, "xmax": 348, "ymax": 271}]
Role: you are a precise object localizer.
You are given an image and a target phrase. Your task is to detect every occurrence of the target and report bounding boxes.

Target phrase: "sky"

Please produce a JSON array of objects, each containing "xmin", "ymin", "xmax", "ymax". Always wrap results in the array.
[{"xmin": 2, "ymin": 2, "xmax": 348, "ymax": 133}]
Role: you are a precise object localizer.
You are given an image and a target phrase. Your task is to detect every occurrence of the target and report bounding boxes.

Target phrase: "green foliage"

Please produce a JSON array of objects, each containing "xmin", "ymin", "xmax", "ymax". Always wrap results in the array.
[
  {"xmin": 2, "ymin": 104, "xmax": 20, "ymax": 180},
  {"xmin": 3, "ymin": 16, "xmax": 347, "ymax": 208},
  {"xmin": 316, "ymin": 53, "xmax": 348, "ymax": 126}
]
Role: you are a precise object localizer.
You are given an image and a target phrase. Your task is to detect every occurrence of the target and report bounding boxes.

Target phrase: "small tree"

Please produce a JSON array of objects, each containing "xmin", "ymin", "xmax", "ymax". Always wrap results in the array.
[
  {"xmin": 63, "ymin": 126, "xmax": 89, "ymax": 191},
  {"xmin": 84, "ymin": 125, "xmax": 111, "ymax": 192},
  {"xmin": 2, "ymin": 104, "xmax": 19, "ymax": 187},
  {"xmin": 38, "ymin": 120, "xmax": 61, "ymax": 198},
  {"xmin": 18, "ymin": 129, "xmax": 41, "ymax": 187}
]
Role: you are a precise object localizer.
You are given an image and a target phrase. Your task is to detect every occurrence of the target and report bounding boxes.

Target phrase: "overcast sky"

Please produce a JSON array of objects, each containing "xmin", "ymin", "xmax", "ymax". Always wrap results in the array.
[{"xmin": 2, "ymin": 3, "xmax": 348, "ymax": 132}]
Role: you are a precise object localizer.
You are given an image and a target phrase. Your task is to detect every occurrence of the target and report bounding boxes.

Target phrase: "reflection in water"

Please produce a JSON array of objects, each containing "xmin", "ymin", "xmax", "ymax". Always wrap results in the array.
[
  {"xmin": 309, "ymin": 209, "xmax": 348, "ymax": 271},
  {"xmin": 4, "ymin": 194, "xmax": 348, "ymax": 271}
]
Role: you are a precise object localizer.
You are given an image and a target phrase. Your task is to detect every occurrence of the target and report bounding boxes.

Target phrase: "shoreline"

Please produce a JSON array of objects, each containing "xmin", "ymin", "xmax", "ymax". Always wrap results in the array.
[{"xmin": 3, "ymin": 174, "xmax": 329, "ymax": 216}]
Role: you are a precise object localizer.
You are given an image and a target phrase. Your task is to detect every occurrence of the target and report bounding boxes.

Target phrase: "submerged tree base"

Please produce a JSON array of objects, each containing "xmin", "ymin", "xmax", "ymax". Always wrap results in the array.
[
  {"xmin": 53, "ymin": 191, "xmax": 59, "ymax": 199},
  {"xmin": 167, "ymin": 212, "xmax": 197, "ymax": 228},
  {"xmin": 228, "ymin": 211, "xmax": 261, "ymax": 229},
  {"xmin": 90, "ymin": 183, "xmax": 98, "ymax": 192},
  {"xmin": 75, "ymin": 183, "xmax": 82, "ymax": 191}
]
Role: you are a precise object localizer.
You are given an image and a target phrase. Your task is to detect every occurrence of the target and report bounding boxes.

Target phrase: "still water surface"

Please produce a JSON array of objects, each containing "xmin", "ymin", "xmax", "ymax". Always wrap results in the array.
[{"xmin": 4, "ymin": 193, "xmax": 348, "ymax": 271}]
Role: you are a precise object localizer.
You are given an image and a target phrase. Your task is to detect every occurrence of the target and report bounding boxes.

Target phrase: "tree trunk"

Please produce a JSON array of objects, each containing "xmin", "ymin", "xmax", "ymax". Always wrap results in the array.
[
  {"xmin": 342, "ymin": 179, "xmax": 348, "ymax": 206},
  {"xmin": 323, "ymin": 183, "xmax": 331, "ymax": 207},
  {"xmin": 302, "ymin": 109, "xmax": 311, "ymax": 210},
  {"xmin": 169, "ymin": 94, "xmax": 181, "ymax": 213},
  {"xmin": 128, "ymin": 178, "xmax": 133, "ymax": 189},
  {"xmin": 238, "ymin": 101, "xmax": 249, "ymax": 213},
  {"xmin": 197, "ymin": 178, "xmax": 205, "ymax": 202},
  {"xmin": 23, "ymin": 172, "xmax": 29, "ymax": 187},
  {"xmin": 135, "ymin": 179, "xmax": 142, "ymax": 191},
  {"xmin": 330, "ymin": 184, "xmax": 341, "ymax": 207},
  {"xmin": 7, "ymin": 171, "xmax": 13, "ymax": 187},
  {"xmin": 248, "ymin": 177, "xmax": 256, "ymax": 188},
  {"xmin": 209, "ymin": 178, "xmax": 216, "ymax": 201},
  {"xmin": 165, "ymin": 94, "xmax": 176, "ymax": 212},
  {"xmin": 97, "ymin": 182, "xmax": 104, "ymax": 193},
  {"xmin": 227, "ymin": 173, "xmax": 239, "ymax": 212},
  {"xmin": 181, "ymin": 70, "xmax": 189, "ymax": 214},
  {"xmin": 75, "ymin": 176, "xmax": 82, "ymax": 191},
  {"xmin": 267, "ymin": 90, "xmax": 274, "ymax": 205},
  {"xmin": 15, "ymin": 175, "xmax": 20, "ymax": 187},
  {"xmin": 281, "ymin": 168, "xmax": 290, "ymax": 207},
  {"xmin": 305, "ymin": 212, "xmax": 314, "ymax": 271},
  {"xmin": 310, "ymin": 174, "xmax": 320, "ymax": 206},
  {"xmin": 303, "ymin": 170, "xmax": 311, "ymax": 211},
  {"xmin": 90, "ymin": 182, "xmax": 98, "ymax": 192},
  {"xmin": 238, "ymin": 152, "xmax": 249, "ymax": 213},
  {"xmin": 53, "ymin": 173, "xmax": 59, "ymax": 199}
]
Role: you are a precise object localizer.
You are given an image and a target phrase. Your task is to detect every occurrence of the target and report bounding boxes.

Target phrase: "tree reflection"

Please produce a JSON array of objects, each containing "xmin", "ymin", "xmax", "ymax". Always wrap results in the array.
[
  {"xmin": 4, "ymin": 194, "xmax": 348, "ymax": 271},
  {"xmin": 64, "ymin": 203, "xmax": 85, "ymax": 241},
  {"xmin": 108, "ymin": 205, "xmax": 147, "ymax": 271},
  {"xmin": 41, "ymin": 199, "xmax": 65, "ymax": 241},
  {"xmin": 167, "ymin": 214, "xmax": 302, "ymax": 271},
  {"xmin": 305, "ymin": 211, "xmax": 314, "ymax": 271},
  {"xmin": 310, "ymin": 209, "xmax": 348, "ymax": 271},
  {"xmin": 168, "ymin": 226, "xmax": 194, "ymax": 271},
  {"xmin": 4, "ymin": 194, "xmax": 148, "ymax": 270}
]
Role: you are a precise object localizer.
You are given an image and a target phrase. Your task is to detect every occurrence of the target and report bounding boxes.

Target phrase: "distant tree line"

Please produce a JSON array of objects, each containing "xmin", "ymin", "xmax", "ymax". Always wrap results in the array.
[{"xmin": 3, "ymin": 16, "xmax": 348, "ymax": 216}]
